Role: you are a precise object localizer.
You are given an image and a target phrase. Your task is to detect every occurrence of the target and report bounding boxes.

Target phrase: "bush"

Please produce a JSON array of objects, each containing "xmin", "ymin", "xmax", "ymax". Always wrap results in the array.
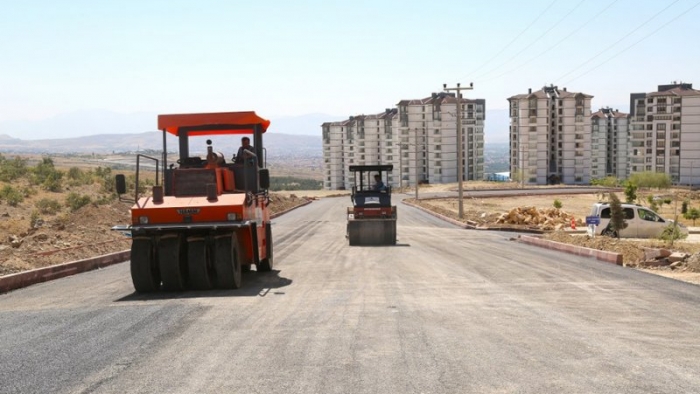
[
  {"xmin": 0, "ymin": 185, "xmax": 24, "ymax": 207},
  {"xmin": 682, "ymin": 200, "xmax": 689, "ymax": 214},
  {"xmin": 65, "ymin": 192, "xmax": 92, "ymax": 211},
  {"xmin": 624, "ymin": 182, "xmax": 637, "ymax": 204},
  {"xmin": 659, "ymin": 223, "xmax": 688, "ymax": 242},
  {"xmin": 628, "ymin": 171, "xmax": 671, "ymax": 190},
  {"xmin": 591, "ymin": 176, "xmax": 619, "ymax": 187},
  {"xmin": 553, "ymin": 199, "xmax": 563, "ymax": 209},
  {"xmin": 0, "ymin": 155, "xmax": 28, "ymax": 182},
  {"xmin": 607, "ymin": 193, "xmax": 627, "ymax": 238},
  {"xmin": 35, "ymin": 198, "xmax": 62, "ymax": 214},
  {"xmin": 30, "ymin": 210, "xmax": 42, "ymax": 228},
  {"xmin": 32, "ymin": 157, "xmax": 64, "ymax": 191},
  {"xmin": 684, "ymin": 208, "xmax": 700, "ymax": 225}
]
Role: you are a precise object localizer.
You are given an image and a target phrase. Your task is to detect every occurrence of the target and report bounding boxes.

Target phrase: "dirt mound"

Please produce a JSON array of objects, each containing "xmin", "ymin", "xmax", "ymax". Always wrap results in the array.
[
  {"xmin": 496, "ymin": 206, "xmax": 580, "ymax": 230},
  {"xmin": 0, "ymin": 193, "xmax": 309, "ymax": 276},
  {"xmin": 544, "ymin": 232, "xmax": 646, "ymax": 265}
]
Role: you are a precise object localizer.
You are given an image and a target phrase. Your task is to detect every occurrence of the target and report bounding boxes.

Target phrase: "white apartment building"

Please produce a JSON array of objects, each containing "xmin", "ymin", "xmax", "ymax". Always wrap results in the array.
[
  {"xmin": 628, "ymin": 83, "xmax": 700, "ymax": 184},
  {"xmin": 590, "ymin": 107, "xmax": 629, "ymax": 180},
  {"xmin": 508, "ymin": 85, "xmax": 593, "ymax": 185},
  {"xmin": 321, "ymin": 93, "xmax": 485, "ymax": 190},
  {"xmin": 322, "ymin": 109, "xmax": 400, "ymax": 190},
  {"xmin": 396, "ymin": 92, "xmax": 485, "ymax": 186}
]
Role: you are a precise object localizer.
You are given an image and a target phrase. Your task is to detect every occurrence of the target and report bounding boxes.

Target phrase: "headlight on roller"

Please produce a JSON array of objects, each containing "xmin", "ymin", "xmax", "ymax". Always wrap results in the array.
[
  {"xmin": 139, "ymin": 216, "xmax": 149, "ymax": 224},
  {"xmin": 227, "ymin": 213, "xmax": 237, "ymax": 221}
]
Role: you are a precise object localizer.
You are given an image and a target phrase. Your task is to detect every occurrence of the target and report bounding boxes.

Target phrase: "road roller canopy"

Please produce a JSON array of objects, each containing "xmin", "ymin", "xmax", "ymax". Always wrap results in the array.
[
  {"xmin": 158, "ymin": 111, "xmax": 271, "ymax": 137},
  {"xmin": 349, "ymin": 164, "xmax": 393, "ymax": 173}
]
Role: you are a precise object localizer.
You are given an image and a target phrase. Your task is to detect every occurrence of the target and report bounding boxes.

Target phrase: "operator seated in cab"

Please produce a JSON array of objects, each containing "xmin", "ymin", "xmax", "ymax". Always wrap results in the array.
[
  {"xmin": 234, "ymin": 136, "xmax": 255, "ymax": 165},
  {"xmin": 372, "ymin": 174, "xmax": 386, "ymax": 192}
]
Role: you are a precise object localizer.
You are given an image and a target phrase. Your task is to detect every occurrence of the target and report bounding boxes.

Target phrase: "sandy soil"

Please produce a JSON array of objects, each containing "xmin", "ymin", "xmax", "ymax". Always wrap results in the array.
[{"xmin": 0, "ymin": 189, "xmax": 309, "ymax": 277}]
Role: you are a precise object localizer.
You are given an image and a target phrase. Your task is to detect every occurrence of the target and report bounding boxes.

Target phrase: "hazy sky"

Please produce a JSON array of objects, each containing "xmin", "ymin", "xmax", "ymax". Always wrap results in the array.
[{"xmin": 1, "ymin": 0, "xmax": 699, "ymax": 126}]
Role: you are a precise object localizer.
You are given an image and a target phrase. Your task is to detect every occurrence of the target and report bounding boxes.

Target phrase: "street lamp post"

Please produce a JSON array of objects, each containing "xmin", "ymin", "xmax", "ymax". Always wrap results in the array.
[{"xmin": 443, "ymin": 82, "xmax": 474, "ymax": 219}]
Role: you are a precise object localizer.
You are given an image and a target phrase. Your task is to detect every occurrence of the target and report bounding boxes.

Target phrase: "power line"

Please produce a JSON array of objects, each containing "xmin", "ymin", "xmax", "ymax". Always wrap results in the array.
[
  {"xmin": 479, "ymin": 0, "xmax": 621, "ymax": 83},
  {"xmin": 555, "ymin": 0, "xmax": 682, "ymax": 82},
  {"xmin": 474, "ymin": 0, "xmax": 586, "ymax": 81},
  {"xmin": 563, "ymin": 1, "xmax": 700, "ymax": 85},
  {"xmin": 463, "ymin": 0, "xmax": 557, "ymax": 79}
]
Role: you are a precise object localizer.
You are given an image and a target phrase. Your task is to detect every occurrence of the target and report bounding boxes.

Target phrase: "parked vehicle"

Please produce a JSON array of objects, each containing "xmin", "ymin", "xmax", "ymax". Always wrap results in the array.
[{"xmin": 588, "ymin": 202, "xmax": 688, "ymax": 238}]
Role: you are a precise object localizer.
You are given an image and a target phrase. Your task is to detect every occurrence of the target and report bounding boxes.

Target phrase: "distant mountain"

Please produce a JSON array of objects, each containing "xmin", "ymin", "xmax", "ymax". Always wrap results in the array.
[
  {"xmin": 0, "ymin": 110, "xmax": 157, "ymax": 140},
  {"xmin": 0, "ymin": 131, "xmax": 321, "ymax": 160},
  {"xmin": 0, "ymin": 110, "xmax": 345, "ymax": 141}
]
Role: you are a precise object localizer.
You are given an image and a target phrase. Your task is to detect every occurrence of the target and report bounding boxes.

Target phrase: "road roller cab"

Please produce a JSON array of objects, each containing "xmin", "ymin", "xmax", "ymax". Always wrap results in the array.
[
  {"xmin": 113, "ymin": 111, "xmax": 274, "ymax": 292},
  {"xmin": 346, "ymin": 164, "xmax": 397, "ymax": 246}
]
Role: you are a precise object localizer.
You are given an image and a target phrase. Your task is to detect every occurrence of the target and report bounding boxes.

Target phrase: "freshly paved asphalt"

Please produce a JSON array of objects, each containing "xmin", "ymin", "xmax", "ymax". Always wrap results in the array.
[{"xmin": 1, "ymin": 196, "xmax": 699, "ymax": 393}]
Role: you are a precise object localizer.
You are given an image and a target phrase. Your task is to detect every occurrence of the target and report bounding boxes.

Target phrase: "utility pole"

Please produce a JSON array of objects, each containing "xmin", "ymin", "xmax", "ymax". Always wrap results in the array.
[
  {"xmin": 415, "ymin": 128, "xmax": 419, "ymax": 200},
  {"xmin": 444, "ymin": 82, "xmax": 473, "ymax": 219}
]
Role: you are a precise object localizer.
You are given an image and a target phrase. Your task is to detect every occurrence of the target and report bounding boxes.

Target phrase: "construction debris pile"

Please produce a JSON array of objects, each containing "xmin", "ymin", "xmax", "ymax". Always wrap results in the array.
[{"xmin": 496, "ymin": 206, "xmax": 580, "ymax": 230}]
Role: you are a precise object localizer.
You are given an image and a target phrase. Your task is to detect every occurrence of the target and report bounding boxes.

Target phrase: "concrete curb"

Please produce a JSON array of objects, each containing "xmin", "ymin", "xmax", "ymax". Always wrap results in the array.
[
  {"xmin": 402, "ymin": 200, "xmax": 473, "ymax": 229},
  {"xmin": 518, "ymin": 235, "xmax": 623, "ymax": 265},
  {"xmin": 0, "ymin": 250, "xmax": 130, "ymax": 294}
]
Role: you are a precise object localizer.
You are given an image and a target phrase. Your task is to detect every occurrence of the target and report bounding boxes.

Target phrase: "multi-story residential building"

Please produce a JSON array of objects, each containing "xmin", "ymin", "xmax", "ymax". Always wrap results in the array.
[
  {"xmin": 321, "ymin": 93, "xmax": 485, "ymax": 190},
  {"xmin": 322, "ymin": 109, "xmax": 399, "ymax": 190},
  {"xmin": 590, "ymin": 107, "xmax": 630, "ymax": 180},
  {"xmin": 508, "ymin": 85, "xmax": 593, "ymax": 185},
  {"xmin": 396, "ymin": 92, "xmax": 485, "ymax": 186},
  {"xmin": 628, "ymin": 82, "xmax": 700, "ymax": 184}
]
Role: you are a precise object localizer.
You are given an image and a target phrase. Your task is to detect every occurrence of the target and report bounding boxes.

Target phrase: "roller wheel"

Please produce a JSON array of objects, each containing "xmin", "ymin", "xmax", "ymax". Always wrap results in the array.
[
  {"xmin": 214, "ymin": 233, "xmax": 242, "ymax": 289},
  {"xmin": 257, "ymin": 223, "xmax": 273, "ymax": 272},
  {"xmin": 187, "ymin": 238, "xmax": 214, "ymax": 290},
  {"xmin": 158, "ymin": 234, "xmax": 187, "ymax": 291},
  {"xmin": 130, "ymin": 237, "xmax": 160, "ymax": 292}
]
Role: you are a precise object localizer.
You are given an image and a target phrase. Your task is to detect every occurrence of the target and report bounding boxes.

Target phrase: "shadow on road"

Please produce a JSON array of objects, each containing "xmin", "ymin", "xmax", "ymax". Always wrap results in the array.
[{"xmin": 113, "ymin": 269, "xmax": 293, "ymax": 302}]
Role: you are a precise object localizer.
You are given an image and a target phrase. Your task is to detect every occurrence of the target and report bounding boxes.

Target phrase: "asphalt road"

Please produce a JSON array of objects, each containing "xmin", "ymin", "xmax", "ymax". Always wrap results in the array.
[{"xmin": 1, "ymin": 196, "xmax": 699, "ymax": 393}]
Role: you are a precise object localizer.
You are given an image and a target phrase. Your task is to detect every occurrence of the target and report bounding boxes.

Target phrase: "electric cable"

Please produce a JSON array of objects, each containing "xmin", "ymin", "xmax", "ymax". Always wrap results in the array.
[
  {"xmin": 556, "ymin": 0, "xmax": 682, "ymax": 82},
  {"xmin": 479, "ymin": 0, "xmax": 620, "ymax": 83},
  {"xmin": 474, "ymin": 0, "xmax": 586, "ymax": 81},
  {"xmin": 563, "ymin": 1, "xmax": 700, "ymax": 85},
  {"xmin": 463, "ymin": 0, "xmax": 557, "ymax": 79}
]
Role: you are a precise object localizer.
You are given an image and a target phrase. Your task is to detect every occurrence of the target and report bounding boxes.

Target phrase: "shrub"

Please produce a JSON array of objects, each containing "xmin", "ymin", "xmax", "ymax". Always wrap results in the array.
[
  {"xmin": 553, "ymin": 199, "xmax": 563, "ymax": 209},
  {"xmin": 591, "ymin": 176, "xmax": 619, "ymax": 187},
  {"xmin": 628, "ymin": 171, "xmax": 671, "ymax": 190},
  {"xmin": 30, "ymin": 210, "xmax": 42, "ymax": 228},
  {"xmin": 607, "ymin": 193, "xmax": 627, "ymax": 238},
  {"xmin": 624, "ymin": 182, "xmax": 637, "ymax": 204},
  {"xmin": 646, "ymin": 195, "xmax": 659, "ymax": 213},
  {"xmin": 65, "ymin": 192, "xmax": 92, "ymax": 211},
  {"xmin": 684, "ymin": 208, "xmax": 700, "ymax": 225},
  {"xmin": 0, "ymin": 155, "xmax": 28, "ymax": 182},
  {"xmin": 0, "ymin": 185, "xmax": 24, "ymax": 207},
  {"xmin": 35, "ymin": 198, "xmax": 62, "ymax": 214},
  {"xmin": 659, "ymin": 223, "xmax": 688, "ymax": 242},
  {"xmin": 682, "ymin": 200, "xmax": 689, "ymax": 214}
]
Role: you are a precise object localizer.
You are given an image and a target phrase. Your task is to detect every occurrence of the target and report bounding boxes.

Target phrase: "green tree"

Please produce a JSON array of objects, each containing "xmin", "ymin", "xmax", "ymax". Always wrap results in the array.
[
  {"xmin": 624, "ymin": 182, "xmax": 637, "ymax": 203},
  {"xmin": 606, "ymin": 192, "xmax": 627, "ymax": 239},
  {"xmin": 684, "ymin": 208, "xmax": 700, "ymax": 225},
  {"xmin": 646, "ymin": 195, "xmax": 659, "ymax": 212}
]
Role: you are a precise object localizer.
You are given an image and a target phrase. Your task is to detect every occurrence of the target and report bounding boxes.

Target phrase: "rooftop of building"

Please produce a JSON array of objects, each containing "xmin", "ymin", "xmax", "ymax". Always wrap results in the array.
[
  {"xmin": 397, "ymin": 92, "xmax": 483, "ymax": 106},
  {"xmin": 508, "ymin": 85, "xmax": 594, "ymax": 101},
  {"xmin": 591, "ymin": 107, "xmax": 629, "ymax": 119}
]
